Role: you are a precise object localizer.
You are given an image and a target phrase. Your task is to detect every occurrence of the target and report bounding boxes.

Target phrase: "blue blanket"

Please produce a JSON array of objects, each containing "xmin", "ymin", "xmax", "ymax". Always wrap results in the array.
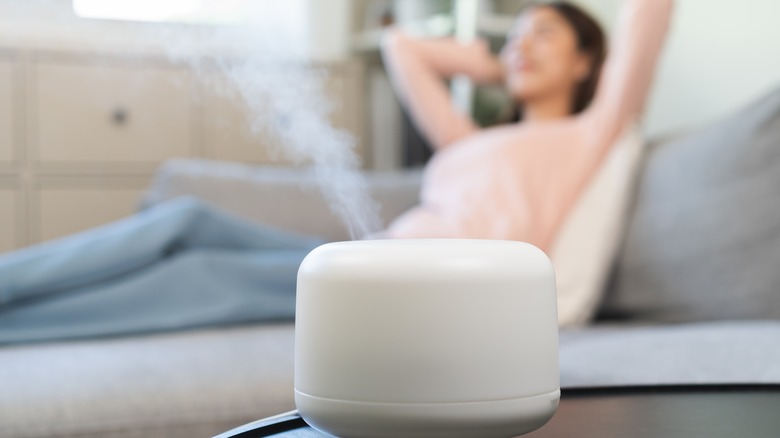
[{"xmin": 0, "ymin": 197, "xmax": 324, "ymax": 344}]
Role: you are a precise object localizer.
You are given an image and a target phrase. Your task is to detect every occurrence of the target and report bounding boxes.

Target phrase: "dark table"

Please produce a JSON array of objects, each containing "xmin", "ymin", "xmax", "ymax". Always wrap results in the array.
[{"xmin": 216, "ymin": 385, "xmax": 780, "ymax": 438}]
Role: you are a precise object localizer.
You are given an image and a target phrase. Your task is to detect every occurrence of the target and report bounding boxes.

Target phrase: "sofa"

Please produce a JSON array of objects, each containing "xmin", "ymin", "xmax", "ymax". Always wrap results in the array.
[{"xmin": 2, "ymin": 87, "xmax": 780, "ymax": 437}]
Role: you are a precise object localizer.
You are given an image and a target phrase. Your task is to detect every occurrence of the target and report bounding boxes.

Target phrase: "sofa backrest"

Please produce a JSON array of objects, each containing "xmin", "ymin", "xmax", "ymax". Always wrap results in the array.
[{"xmin": 600, "ymin": 86, "xmax": 780, "ymax": 323}]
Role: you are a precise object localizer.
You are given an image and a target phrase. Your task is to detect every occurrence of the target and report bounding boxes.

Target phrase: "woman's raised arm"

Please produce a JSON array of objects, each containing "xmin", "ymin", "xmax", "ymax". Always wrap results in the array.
[
  {"xmin": 381, "ymin": 30, "xmax": 504, "ymax": 151},
  {"xmin": 582, "ymin": 0, "xmax": 674, "ymax": 147}
]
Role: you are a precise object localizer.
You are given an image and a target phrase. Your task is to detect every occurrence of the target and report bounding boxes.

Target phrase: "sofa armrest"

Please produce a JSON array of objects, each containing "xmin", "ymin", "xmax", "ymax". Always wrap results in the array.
[{"xmin": 142, "ymin": 159, "xmax": 422, "ymax": 241}]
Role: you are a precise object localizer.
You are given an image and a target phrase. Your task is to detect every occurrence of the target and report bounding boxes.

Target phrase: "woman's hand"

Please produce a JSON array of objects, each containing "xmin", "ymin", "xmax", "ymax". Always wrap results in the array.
[
  {"xmin": 463, "ymin": 38, "xmax": 506, "ymax": 85},
  {"xmin": 384, "ymin": 30, "xmax": 505, "ymax": 85}
]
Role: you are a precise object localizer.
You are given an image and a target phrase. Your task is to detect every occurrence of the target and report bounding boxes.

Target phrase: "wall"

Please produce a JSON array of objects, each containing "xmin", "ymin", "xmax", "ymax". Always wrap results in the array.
[
  {"xmin": 306, "ymin": 0, "xmax": 353, "ymax": 61},
  {"xmin": 574, "ymin": 0, "xmax": 780, "ymax": 137}
]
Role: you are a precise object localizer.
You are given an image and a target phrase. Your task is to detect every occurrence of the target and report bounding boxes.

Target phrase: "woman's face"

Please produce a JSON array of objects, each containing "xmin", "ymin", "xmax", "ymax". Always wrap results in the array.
[{"xmin": 500, "ymin": 7, "xmax": 590, "ymax": 106}]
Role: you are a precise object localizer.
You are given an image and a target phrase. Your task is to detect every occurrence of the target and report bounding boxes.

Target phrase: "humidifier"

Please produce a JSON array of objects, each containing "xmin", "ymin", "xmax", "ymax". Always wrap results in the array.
[{"xmin": 294, "ymin": 239, "xmax": 560, "ymax": 438}]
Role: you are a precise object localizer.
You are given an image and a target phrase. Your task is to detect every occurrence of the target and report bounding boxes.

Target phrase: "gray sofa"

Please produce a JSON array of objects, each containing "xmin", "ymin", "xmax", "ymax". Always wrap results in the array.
[{"xmin": 2, "ymin": 88, "xmax": 780, "ymax": 437}]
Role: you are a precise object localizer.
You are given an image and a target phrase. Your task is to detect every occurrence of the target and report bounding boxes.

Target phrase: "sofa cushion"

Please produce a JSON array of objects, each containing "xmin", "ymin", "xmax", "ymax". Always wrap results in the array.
[
  {"xmin": 560, "ymin": 321, "xmax": 780, "ymax": 387},
  {"xmin": 0, "ymin": 324, "xmax": 296, "ymax": 438},
  {"xmin": 601, "ymin": 87, "xmax": 780, "ymax": 322},
  {"xmin": 142, "ymin": 161, "xmax": 422, "ymax": 242},
  {"xmin": 550, "ymin": 126, "xmax": 643, "ymax": 328}
]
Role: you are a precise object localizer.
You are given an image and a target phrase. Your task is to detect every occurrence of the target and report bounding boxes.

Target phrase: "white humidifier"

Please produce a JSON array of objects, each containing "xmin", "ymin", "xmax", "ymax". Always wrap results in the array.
[{"xmin": 294, "ymin": 239, "xmax": 560, "ymax": 438}]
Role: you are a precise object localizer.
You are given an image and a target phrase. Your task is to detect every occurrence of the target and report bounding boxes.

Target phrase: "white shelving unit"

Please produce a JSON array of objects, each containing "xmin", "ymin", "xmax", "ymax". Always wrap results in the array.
[{"xmin": 351, "ymin": 1, "xmax": 525, "ymax": 52}]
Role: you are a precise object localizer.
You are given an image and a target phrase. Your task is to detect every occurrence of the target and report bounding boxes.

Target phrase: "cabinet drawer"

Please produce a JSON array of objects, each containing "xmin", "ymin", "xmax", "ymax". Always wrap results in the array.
[
  {"xmin": 36, "ymin": 188, "xmax": 143, "ymax": 243},
  {"xmin": 0, "ymin": 189, "xmax": 17, "ymax": 253},
  {"xmin": 33, "ymin": 61, "xmax": 193, "ymax": 164},
  {"xmin": 202, "ymin": 63, "xmax": 364, "ymax": 164},
  {"xmin": 0, "ymin": 59, "xmax": 13, "ymax": 163}
]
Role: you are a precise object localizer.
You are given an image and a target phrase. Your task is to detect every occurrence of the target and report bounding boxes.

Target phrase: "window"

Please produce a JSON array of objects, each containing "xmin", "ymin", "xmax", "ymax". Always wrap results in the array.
[{"xmin": 73, "ymin": 0, "xmax": 306, "ymax": 28}]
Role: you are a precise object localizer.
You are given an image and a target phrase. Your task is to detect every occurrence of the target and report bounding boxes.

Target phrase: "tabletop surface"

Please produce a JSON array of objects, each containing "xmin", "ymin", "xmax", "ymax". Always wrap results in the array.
[{"xmin": 216, "ymin": 385, "xmax": 780, "ymax": 438}]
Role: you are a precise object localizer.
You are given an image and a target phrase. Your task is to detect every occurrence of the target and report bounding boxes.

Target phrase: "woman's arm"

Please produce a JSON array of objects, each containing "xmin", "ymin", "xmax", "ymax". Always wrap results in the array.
[
  {"xmin": 381, "ymin": 30, "xmax": 504, "ymax": 150},
  {"xmin": 581, "ymin": 0, "xmax": 674, "ymax": 147}
]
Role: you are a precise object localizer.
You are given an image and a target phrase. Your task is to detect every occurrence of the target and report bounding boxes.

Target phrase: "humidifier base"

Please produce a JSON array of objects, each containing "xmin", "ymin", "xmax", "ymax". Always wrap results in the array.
[{"xmin": 295, "ymin": 388, "xmax": 560, "ymax": 438}]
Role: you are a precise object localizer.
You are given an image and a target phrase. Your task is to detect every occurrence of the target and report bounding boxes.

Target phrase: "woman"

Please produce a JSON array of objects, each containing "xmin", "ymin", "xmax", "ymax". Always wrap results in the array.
[
  {"xmin": 382, "ymin": 0, "xmax": 673, "ymax": 252},
  {"xmin": 0, "ymin": 0, "xmax": 673, "ymax": 343}
]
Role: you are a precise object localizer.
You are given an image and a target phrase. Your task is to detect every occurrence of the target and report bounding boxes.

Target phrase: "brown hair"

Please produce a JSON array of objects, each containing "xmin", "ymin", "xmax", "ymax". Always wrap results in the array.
[
  {"xmin": 547, "ymin": 1, "xmax": 607, "ymax": 113},
  {"xmin": 511, "ymin": 1, "xmax": 607, "ymax": 118}
]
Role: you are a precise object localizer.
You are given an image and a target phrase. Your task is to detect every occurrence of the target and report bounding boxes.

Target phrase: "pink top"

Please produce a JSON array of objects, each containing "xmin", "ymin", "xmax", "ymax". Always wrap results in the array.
[{"xmin": 383, "ymin": 0, "xmax": 673, "ymax": 252}]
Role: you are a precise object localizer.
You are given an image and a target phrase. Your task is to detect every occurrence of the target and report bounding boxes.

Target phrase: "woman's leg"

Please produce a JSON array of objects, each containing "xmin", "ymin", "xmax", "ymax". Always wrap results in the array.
[
  {"xmin": 0, "ymin": 248, "xmax": 311, "ymax": 344},
  {"xmin": 0, "ymin": 197, "xmax": 324, "ymax": 308}
]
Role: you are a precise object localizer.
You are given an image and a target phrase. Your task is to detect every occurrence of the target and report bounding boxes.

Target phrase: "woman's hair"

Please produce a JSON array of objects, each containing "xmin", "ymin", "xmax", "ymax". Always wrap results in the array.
[
  {"xmin": 547, "ymin": 1, "xmax": 607, "ymax": 114},
  {"xmin": 510, "ymin": 1, "xmax": 607, "ymax": 118}
]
